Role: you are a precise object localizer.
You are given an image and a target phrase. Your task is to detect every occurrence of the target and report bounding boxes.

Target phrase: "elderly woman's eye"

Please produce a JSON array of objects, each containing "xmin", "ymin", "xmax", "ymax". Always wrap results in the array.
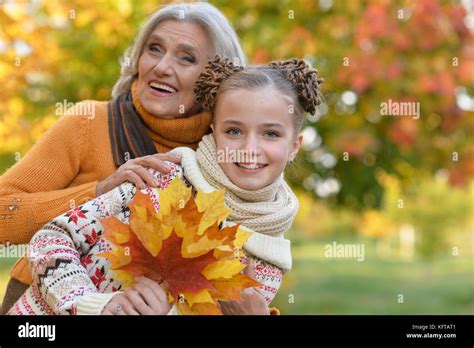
[
  {"xmin": 182, "ymin": 55, "xmax": 196, "ymax": 63},
  {"xmin": 149, "ymin": 44, "xmax": 161, "ymax": 52}
]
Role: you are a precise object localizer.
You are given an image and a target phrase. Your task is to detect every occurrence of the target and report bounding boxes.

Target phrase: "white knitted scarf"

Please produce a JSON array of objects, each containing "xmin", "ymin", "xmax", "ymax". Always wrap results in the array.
[{"xmin": 171, "ymin": 134, "xmax": 298, "ymax": 271}]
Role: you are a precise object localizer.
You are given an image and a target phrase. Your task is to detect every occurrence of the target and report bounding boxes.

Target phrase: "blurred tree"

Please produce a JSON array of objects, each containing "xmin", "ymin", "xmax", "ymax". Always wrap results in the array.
[
  {"xmin": 1, "ymin": 0, "xmax": 473, "ymax": 211},
  {"xmin": 0, "ymin": 0, "xmax": 159, "ymax": 168},
  {"xmin": 377, "ymin": 172, "xmax": 472, "ymax": 259}
]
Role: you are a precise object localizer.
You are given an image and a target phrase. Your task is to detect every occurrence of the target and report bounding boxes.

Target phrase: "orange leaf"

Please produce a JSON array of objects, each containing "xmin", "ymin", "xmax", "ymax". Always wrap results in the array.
[
  {"xmin": 129, "ymin": 190, "xmax": 168, "ymax": 256},
  {"xmin": 121, "ymin": 230, "xmax": 217, "ymax": 300},
  {"xmin": 210, "ymin": 274, "xmax": 262, "ymax": 302},
  {"xmin": 178, "ymin": 301, "xmax": 223, "ymax": 315},
  {"xmin": 98, "ymin": 216, "xmax": 130, "ymax": 245}
]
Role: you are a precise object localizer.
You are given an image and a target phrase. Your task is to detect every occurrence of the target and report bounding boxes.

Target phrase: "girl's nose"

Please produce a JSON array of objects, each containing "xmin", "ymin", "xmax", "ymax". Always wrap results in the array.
[{"xmin": 242, "ymin": 135, "xmax": 260, "ymax": 154}]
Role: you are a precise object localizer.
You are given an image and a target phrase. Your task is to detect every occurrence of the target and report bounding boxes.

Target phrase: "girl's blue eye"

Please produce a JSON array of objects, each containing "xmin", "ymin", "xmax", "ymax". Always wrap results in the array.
[
  {"xmin": 226, "ymin": 128, "xmax": 241, "ymax": 136},
  {"xmin": 264, "ymin": 131, "xmax": 280, "ymax": 138}
]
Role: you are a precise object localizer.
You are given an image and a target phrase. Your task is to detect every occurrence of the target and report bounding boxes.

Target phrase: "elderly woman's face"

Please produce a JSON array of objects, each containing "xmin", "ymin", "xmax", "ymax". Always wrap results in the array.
[{"xmin": 137, "ymin": 20, "xmax": 212, "ymax": 118}]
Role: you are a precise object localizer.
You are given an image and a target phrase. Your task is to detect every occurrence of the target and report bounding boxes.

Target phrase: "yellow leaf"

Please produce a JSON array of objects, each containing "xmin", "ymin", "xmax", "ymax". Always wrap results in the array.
[
  {"xmin": 177, "ymin": 301, "xmax": 222, "ymax": 315},
  {"xmin": 233, "ymin": 227, "xmax": 252, "ymax": 249},
  {"xmin": 183, "ymin": 234, "xmax": 226, "ymax": 258},
  {"xmin": 211, "ymin": 274, "xmax": 262, "ymax": 302},
  {"xmin": 202, "ymin": 259, "xmax": 246, "ymax": 280},
  {"xmin": 130, "ymin": 211, "xmax": 163, "ymax": 257},
  {"xmin": 195, "ymin": 189, "xmax": 232, "ymax": 235},
  {"xmin": 182, "ymin": 289, "xmax": 215, "ymax": 307},
  {"xmin": 111, "ymin": 270, "xmax": 135, "ymax": 287},
  {"xmin": 157, "ymin": 177, "xmax": 192, "ymax": 221},
  {"xmin": 129, "ymin": 190, "xmax": 166, "ymax": 256},
  {"xmin": 97, "ymin": 245, "xmax": 131, "ymax": 269}
]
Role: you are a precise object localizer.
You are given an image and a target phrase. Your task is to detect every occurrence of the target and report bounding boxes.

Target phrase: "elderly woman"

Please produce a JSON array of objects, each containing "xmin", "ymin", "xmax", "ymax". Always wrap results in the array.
[{"xmin": 0, "ymin": 2, "xmax": 246, "ymax": 314}]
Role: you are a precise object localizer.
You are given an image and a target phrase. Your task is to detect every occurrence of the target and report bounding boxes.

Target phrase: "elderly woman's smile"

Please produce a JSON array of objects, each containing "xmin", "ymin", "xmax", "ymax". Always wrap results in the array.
[
  {"xmin": 137, "ymin": 20, "xmax": 212, "ymax": 119},
  {"xmin": 148, "ymin": 81, "xmax": 177, "ymax": 95}
]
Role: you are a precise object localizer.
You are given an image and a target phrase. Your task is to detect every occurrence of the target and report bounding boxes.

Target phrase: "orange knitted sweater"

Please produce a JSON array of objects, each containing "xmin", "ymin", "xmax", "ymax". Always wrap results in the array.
[{"xmin": 0, "ymin": 84, "xmax": 212, "ymax": 284}]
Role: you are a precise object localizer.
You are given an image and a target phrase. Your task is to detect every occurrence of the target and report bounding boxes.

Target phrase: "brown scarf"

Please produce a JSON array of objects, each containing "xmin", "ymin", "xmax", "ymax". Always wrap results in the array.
[{"xmin": 108, "ymin": 80, "xmax": 212, "ymax": 166}]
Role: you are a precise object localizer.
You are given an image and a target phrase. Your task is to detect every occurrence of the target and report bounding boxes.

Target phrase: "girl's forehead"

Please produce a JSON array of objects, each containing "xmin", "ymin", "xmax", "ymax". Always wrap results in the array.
[
  {"xmin": 219, "ymin": 87, "xmax": 292, "ymax": 106},
  {"xmin": 215, "ymin": 88, "xmax": 295, "ymax": 127}
]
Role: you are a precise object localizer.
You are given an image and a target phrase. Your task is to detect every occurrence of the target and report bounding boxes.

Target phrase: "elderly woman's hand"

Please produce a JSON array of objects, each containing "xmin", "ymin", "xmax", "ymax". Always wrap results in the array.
[
  {"xmin": 96, "ymin": 153, "xmax": 181, "ymax": 196},
  {"xmin": 220, "ymin": 260, "xmax": 270, "ymax": 315}
]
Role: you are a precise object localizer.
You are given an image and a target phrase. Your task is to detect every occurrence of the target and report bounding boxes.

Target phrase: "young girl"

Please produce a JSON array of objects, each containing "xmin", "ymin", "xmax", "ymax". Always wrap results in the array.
[{"xmin": 8, "ymin": 57, "xmax": 323, "ymax": 315}]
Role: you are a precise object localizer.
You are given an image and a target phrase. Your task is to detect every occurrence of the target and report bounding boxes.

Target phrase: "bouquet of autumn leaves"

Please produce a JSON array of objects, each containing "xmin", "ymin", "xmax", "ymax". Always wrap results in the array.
[{"xmin": 97, "ymin": 177, "xmax": 261, "ymax": 315}]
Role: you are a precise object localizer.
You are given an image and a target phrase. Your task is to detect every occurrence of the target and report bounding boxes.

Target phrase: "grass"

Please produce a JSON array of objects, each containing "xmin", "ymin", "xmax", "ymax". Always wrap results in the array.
[
  {"xmin": 0, "ymin": 257, "xmax": 19, "ymax": 304},
  {"xmin": 0, "ymin": 240, "xmax": 472, "ymax": 314},
  {"xmin": 272, "ymin": 240, "xmax": 474, "ymax": 314}
]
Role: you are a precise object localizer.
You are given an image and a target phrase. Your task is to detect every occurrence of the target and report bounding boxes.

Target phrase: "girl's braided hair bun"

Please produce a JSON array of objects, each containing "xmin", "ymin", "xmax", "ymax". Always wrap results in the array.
[
  {"xmin": 268, "ymin": 58, "xmax": 324, "ymax": 115},
  {"xmin": 194, "ymin": 55, "xmax": 244, "ymax": 112}
]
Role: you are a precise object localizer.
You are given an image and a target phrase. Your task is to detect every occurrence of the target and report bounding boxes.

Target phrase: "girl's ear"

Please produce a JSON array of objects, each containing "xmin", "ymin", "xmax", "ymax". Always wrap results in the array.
[
  {"xmin": 288, "ymin": 133, "xmax": 303, "ymax": 162},
  {"xmin": 210, "ymin": 124, "xmax": 215, "ymax": 131}
]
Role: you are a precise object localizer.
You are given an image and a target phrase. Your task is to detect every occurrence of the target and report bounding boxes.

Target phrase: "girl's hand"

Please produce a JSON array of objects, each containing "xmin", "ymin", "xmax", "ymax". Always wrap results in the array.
[
  {"xmin": 220, "ymin": 260, "xmax": 270, "ymax": 315},
  {"xmin": 122, "ymin": 276, "xmax": 172, "ymax": 315},
  {"xmin": 96, "ymin": 153, "xmax": 182, "ymax": 196},
  {"xmin": 101, "ymin": 293, "xmax": 140, "ymax": 315}
]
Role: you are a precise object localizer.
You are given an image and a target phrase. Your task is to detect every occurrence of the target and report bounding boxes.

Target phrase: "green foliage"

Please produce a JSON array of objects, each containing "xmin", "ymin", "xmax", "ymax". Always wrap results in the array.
[{"xmin": 380, "ymin": 173, "xmax": 472, "ymax": 259}]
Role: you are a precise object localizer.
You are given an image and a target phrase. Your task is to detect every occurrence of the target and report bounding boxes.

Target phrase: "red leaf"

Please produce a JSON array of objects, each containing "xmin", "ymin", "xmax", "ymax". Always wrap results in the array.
[{"xmin": 120, "ymin": 231, "xmax": 217, "ymax": 300}]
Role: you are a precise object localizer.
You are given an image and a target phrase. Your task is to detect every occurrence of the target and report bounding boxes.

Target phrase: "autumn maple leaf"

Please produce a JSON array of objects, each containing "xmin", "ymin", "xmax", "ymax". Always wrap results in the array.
[
  {"xmin": 118, "ymin": 229, "xmax": 217, "ymax": 300},
  {"xmin": 98, "ymin": 177, "xmax": 261, "ymax": 315}
]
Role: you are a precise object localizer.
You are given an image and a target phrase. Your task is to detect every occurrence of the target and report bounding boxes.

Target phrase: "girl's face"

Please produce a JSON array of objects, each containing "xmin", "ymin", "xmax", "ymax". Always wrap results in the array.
[
  {"xmin": 137, "ymin": 20, "xmax": 212, "ymax": 119},
  {"xmin": 213, "ymin": 87, "xmax": 303, "ymax": 190}
]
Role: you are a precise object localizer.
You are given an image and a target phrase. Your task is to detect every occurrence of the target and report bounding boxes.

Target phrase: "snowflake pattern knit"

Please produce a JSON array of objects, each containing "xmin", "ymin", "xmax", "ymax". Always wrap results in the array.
[{"xmin": 8, "ymin": 164, "xmax": 283, "ymax": 315}]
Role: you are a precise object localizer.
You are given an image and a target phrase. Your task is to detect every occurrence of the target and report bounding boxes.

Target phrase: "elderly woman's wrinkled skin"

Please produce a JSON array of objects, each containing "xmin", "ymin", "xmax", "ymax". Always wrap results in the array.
[
  {"xmin": 137, "ymin": 20, "xmax": 212, "ymax": 119},
  {"xmin": 96, "ymin": 21, "xmax": 212, "ymax": 197}
]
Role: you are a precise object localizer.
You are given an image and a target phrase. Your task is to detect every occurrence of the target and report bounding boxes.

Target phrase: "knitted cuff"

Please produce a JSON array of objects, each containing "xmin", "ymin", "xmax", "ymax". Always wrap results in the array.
[
  {"xmin": 242, "ymin": 228, "xmax": 292, "ymax": 272},
  {"xmin": 76, "ymin": 292, "xmax": 121, "ymax": 315},
  {"xmin": 170, "ymin": 147, "xmax": 215, "ymax": 192}
]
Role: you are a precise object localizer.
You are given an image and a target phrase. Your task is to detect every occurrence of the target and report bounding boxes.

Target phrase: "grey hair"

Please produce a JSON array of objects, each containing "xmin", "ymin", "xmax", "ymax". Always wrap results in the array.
[{"xmin": 111, "ymin": 2, "xmax": 246, "ymax": 99}]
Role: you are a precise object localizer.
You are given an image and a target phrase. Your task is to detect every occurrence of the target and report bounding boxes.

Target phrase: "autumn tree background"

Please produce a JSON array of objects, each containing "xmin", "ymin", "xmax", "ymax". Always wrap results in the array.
[{"xmin": 0, "ymin": 0, "xmax": 473, "ymax": 314}]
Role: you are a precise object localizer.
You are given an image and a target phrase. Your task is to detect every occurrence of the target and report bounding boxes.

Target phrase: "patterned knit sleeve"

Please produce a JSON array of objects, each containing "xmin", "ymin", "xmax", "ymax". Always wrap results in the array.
[
  {"xmin": 242, "ymin": 253, "xmax": 283, "ymax": 305},
  {"xmin": 24, "ymin": 181, "xmax": 137, "ymax": 315},
  {"xmin": 24, "ymin": 164, "xmax": 184, "ymax": 315}
]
